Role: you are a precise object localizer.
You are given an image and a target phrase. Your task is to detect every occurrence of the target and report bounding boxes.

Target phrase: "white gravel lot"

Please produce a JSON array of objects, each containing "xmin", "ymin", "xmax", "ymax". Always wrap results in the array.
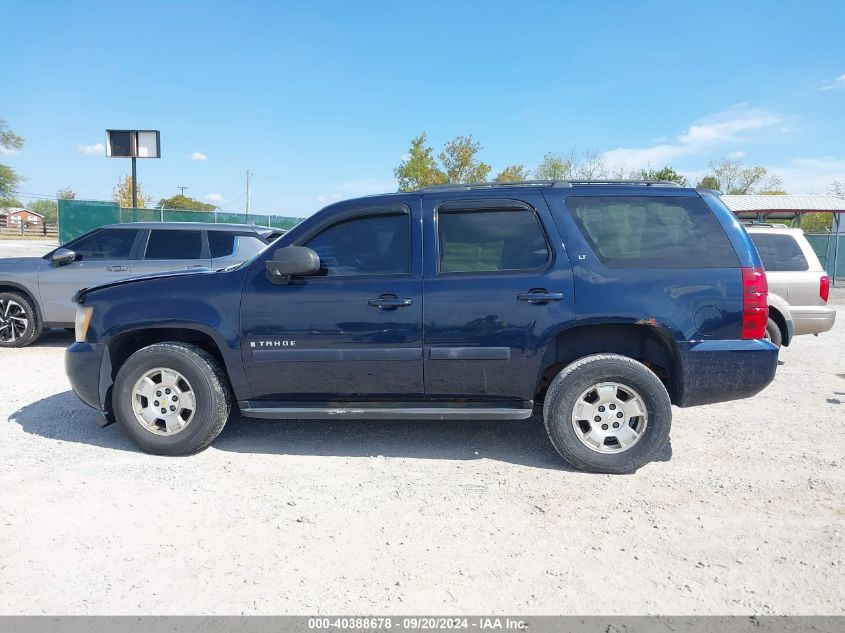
[{"xmin": 0, "ymin": 239, "xmax": 842, "ymax": 615}]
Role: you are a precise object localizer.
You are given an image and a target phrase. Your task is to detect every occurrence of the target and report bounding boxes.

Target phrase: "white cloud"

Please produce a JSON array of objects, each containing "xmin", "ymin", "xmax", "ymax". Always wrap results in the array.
[
  {"xmin": 602, "ymin": 107, "xmax": 784, "ymax": 169},
  {"xmin": 78, "ymin": 142, "xmax": 105, "ymax": 155},
  {"xmin": 0, "ymin": 146, "xmax": 19, "ymax": 156},
  {"xmin": 766, "ymin": 157, "xmax": 845, "ymax": 194},
  {"xmin": 204, "ymin": 193, "xmax": 224, "ymax": 203},
  {"xmin": 190, "ymin": 151, "xmax": 208, "ymax": 161},
  {"xmin": 818, "ymin": 74, "xmax": 845, "ymax": 91},
  {"xmin": 727, "ymin": 150, "xmax": 747, "ymax": 159}
]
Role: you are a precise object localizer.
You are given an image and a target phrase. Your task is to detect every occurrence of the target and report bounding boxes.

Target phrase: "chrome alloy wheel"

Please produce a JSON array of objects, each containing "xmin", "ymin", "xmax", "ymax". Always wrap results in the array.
[
  {"xmin": 131, "ymin": 368, "xmax": 196, "ymax": 436},
  {"xmin": 570, "ymin": 382, "xmax": 648, "ymax": 454},
  {"xmin": 0, "ymin": 299, "xmax": 28, "ymax": 343}
]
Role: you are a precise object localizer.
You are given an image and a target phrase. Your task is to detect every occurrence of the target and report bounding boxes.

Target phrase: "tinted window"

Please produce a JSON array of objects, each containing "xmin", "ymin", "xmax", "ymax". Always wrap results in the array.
[
  {"xmin": 565, "ymin": 196, "xmax": 739, "ymax": 268},
  {"xmin": 71, "ymin": 228, "xmax": 137, "ymax": 260},
  {"xmin": 749, "ymin": 233, "xmax": 809, "ymax": 271},
  {"xmin": 144, "ymin": 230, "xmax": 202, "ymax": 260},
  {"xmin": 438, "ymin": 208, "xmax": 549, "ymax": 273},
  {"xmin": 209, "ymin": 232, "xmax": 266, "ymax": 259},
  {"xmin": 305, "ymin": 212, "xmax": 409, "ymax": 276}
]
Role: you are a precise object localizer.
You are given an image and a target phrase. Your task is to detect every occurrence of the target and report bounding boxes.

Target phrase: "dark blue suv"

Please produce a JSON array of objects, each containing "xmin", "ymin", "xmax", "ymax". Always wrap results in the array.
[{"xmin": 65, "ymin": 181, "xmax": 777, "ymax": 473}]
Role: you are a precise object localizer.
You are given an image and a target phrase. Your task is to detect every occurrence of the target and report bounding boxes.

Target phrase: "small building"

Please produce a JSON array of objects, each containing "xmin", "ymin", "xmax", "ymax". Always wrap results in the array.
[{"xmin": 6, "ymin": 208, "xmax": 45, "ymax": 227}]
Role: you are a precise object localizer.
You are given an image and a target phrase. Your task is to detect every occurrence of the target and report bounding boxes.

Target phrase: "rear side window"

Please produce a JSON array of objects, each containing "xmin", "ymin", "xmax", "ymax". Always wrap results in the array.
[
  {"xmin": 437, "ymin": 208, "xmax": 549, "ymax": 273},
  {"xmin": 748, "ymin": 233, "xmax": 809, "ymax": 271},
  {"xmin": 565, "ymin": 196, "xmax": 739, "ymax": 268},
  {"xmin": 209, "ymin": 232, "xmax": 266, "ymax": 259},
  {"xmin": 144, "ymin": 230, "xmax": 203, "ymax": 260},
  {"xmin": 71, "ymin": 228, "xmax": 137, "ymax": 260}
]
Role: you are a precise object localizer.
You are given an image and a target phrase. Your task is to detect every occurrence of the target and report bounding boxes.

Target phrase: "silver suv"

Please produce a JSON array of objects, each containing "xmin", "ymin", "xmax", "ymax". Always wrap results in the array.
[
  {"xmin": 0, "ymin": 222, "xmax": 282, "ymax": 347},
  {"xmin": 745, "ymin": 224, "xmax": 836, "ymax": 347}
]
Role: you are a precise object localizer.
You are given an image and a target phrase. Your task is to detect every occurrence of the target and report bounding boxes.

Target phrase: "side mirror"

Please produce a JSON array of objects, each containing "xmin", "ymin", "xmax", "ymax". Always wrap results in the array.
[
  {"xmin": 265, "ymin": 246, "xmax": 320, "ymax": 284},
  {"xmin": 51, "ymin": 248, "xmax": 77, "ymax": 266}
]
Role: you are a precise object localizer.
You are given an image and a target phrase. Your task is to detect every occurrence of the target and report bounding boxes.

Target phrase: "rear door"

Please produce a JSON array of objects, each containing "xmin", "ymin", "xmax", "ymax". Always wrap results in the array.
[
  {"xmin": 36, "ymin": 227, "xmax": 142, "ymax": 324},
  {"xmin": 422, "ymin": 192, "xmax": 575, "ymax": 402},
  {"xmin": 132, "ymin": 228, "xmax": 212, "ymax": 276}
]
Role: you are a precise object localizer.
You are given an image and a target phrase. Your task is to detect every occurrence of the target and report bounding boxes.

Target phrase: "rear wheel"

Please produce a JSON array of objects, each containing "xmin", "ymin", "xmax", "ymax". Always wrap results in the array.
[
  {"xmin": 543, "ymin": 354, "xmax": 671, "ymax": 474},
  {"xmin": 764, "ymin": 318, "xmax": 782, "ymax": 348},
  {"xmin": 0, "ymin": 291, "xmax": 42, "ymax": 348},
  {"xmin": 112, "ymin": 342, "xmax": 231, "ymax": 455}
]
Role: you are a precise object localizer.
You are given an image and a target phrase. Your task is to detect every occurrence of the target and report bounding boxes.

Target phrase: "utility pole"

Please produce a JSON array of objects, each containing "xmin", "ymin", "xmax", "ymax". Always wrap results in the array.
[
  {"xmin": 177, "ymin": 186, "xmax": 188, "ymax": 196},
  {"xmin": 245, "ymin": 170, "xmax": 252, "ymax": 219}
]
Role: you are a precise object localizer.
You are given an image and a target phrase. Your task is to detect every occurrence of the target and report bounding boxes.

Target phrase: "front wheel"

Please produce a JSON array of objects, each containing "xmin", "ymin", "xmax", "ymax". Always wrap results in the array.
[
  {"xmin": 0, "ymin": 291, "xmax": 42, "ymax": 348},
  {"xmin": 543, "ymin": 354, "xmax": 672, "ymax": 474},
  {"xmin": 112, "ymin": 342, "xmax": 231, "ymax": 455}
]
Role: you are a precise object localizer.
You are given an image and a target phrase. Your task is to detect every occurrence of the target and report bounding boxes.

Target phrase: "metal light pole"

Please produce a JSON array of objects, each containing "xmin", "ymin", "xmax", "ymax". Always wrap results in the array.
[{"xmin": 131, "ymin": 156, "xmax": 138, "ymax": 208}]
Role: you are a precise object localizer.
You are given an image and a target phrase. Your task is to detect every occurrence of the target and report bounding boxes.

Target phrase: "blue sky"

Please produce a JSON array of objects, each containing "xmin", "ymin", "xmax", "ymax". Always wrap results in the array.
[{"xmin": 2, "ymin": 0, "xmax": 844, "ymax": 217}]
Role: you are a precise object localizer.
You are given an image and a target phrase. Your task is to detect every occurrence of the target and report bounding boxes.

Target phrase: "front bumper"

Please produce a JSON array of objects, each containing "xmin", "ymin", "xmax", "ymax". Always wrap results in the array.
[
  {"xmin": 65, "ymin": 342, "xmax": 112, "ymax": 424},
  {"xmin": 789, "ymin": 305, "xmax": 837, "ymax": 336},
  {"xmin": 674, "ymin": 339, "xmax": 779, "ymax": 407}
]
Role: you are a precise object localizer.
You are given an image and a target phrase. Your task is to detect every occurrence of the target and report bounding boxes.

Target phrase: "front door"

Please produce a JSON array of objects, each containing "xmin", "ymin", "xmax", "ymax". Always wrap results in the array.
[
  {"xmin": 422, "ymin": 192, "xmax": 575, "ymax": 402},
  {"xmin": 241, "ymin": 198, "xmax": 423, "ymax": 400},
  {"xmin": 36, "ymin": 227, "xmax": 142, "ymax": 324}
]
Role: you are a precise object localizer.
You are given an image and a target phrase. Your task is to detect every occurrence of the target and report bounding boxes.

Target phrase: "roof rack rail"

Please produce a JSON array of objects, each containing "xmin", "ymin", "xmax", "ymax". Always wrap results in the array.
[
  {"xmin": 740, "ymin": 221, "xmax": 789, "ymax": 228},
  {"xmin": 419, "ymin": 179, "xmax": 682, "ymax": 192}
]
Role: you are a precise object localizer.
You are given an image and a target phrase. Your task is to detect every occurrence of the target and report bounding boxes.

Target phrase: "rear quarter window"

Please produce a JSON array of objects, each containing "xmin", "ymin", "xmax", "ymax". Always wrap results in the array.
[
  {"xmin": 564, "ymin": 196, "xmax": 739, "ymax": 268},
  {"xmin": 748, "ymin": 233, "xmax": 809, "ymax": 272}
]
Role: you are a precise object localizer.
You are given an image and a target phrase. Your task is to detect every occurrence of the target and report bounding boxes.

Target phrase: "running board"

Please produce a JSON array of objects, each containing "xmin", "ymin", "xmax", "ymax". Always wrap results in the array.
[{"xmin": 238, "ymin": 400, "xmax": 534, "ymax": 421}]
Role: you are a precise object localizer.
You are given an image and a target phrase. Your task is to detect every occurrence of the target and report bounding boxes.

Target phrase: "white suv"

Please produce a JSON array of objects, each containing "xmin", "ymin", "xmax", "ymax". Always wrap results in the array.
[{"xmin": 746, "ymin": 224, "xmax": 836, "ymax": 347}]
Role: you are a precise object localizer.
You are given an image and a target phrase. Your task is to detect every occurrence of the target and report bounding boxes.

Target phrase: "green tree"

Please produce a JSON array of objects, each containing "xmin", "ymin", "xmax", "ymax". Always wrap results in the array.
[
  {"xmin": 0, "ymin": 119, "xmax": 25, "ymax": 199},
  {"xmin": 638, "ymin": 165, "xmax": 688, "ymax": 186},
  {"xmin": 30, "ymin": 199, "xmax": 58, "ymax": 224},
  {"xmin": 113, "ymin": 174, "xmax": 152, "ymax": 208},
  {"xmin": 156, "ymin": 194, "xmax": 216, "ymax": 211},
  {"xmin": 533, "ymin": 152, "xmax": 574, "ymax": 181},
  {"xmin": 801, "ymin": 213, "xmax": 833, "ymax": 233},
  {"xmin": 494, "ymin": 164, "xmax": 530, "ymax": 182},
  {"xmin": 705, "ymin": 160, "xmax": 769, "ymax": 194},
  {"xmin": 696, "ymin": 175, "xmax": 720, "ymax": 190},
  {"xmin": 394, "ymin": 133, "xmax": 446, "ymax": 191},
  {"xmin": 0, "ymin": 195, "xmax": 23, "ymax": 208},
  {"xmin": 438, "ymin": 135, "xmax": 491, "ymax": 184}
]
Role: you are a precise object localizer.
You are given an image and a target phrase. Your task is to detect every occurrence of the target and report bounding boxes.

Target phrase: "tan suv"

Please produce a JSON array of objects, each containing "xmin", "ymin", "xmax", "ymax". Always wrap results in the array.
[{"xmin": 746, "ymin": 224, "xmax": 835, "ymax": 347}]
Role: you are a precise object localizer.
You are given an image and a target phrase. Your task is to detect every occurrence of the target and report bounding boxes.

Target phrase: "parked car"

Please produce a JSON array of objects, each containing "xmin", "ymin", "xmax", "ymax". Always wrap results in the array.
[
  {"xmin": 745, "ymin": 224, "xmax": 835, "ymax": 347},
  {"xmin": 0, "ymin": 222, "xmax": 283, "ymax": 347},
  {"xmin": 65, "ymin": 181, "xmax": 778, "ymax": 473}
]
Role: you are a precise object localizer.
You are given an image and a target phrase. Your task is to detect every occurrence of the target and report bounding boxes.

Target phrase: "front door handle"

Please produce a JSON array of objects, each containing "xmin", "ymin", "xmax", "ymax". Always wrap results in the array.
[
  {"xmin": 368, "ymin": 294, "xmax": 413, "ymax": 310},
  {"xmin": 517, "ymin": 289, "xmax": 564, "ymax": 304},
  {"xmin": 105, "ymin": 265, "xmax": 128, "ymax": 272},
  {"xmin": 185, "ymin": 264, "xmax": 205, "ymax": 269}
]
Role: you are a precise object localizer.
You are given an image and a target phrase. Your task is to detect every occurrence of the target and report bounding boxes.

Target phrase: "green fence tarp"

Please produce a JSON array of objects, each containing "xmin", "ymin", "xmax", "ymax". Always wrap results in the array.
[
  {"xmin": 806, "ymin": 233, "xmax": 844, "ymax": 281},
  {"xmin": 59, "ymin": 200, "xmax": 304, "ymax": 244}
]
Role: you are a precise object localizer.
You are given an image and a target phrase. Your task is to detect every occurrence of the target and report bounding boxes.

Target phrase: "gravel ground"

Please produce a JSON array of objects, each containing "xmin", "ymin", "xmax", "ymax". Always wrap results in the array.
[{"xmin": 0, "ymin": 238, "xmax": 842, "ymax": 615}]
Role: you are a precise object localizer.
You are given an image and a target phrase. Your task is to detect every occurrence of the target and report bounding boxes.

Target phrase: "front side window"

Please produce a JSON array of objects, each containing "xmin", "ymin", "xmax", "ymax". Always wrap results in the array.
[
  {"xmin": 144, "ymin": 230, "xmax": 203, "ymax": 260},
  {"xmin": 71, "ymin": 228, "xmax": 137, "ymax": 260},
  {"xmin": 748, "ymin": 233, "xmax": 809, "ymax": 272},
  {"xmin": 304, "ymin": 212, "xmax": 410, "ymax": 276},
  {"xmin": 437, "ymin": 208, "xmax": 549, "ymax": 273},
  {"xmin": 565, "ymin": 196, "xmax": 739, "ymax": 268}
]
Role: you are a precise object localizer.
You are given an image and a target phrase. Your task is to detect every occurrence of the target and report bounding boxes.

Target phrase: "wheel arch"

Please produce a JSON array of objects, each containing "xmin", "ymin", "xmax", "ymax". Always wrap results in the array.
[
  {"xmin": 0, "ymin": 282, "xmax": 44, "ymax": 325},
  {"xmin": 534, "ymin": 322, "xmax": 681, "ymax": 406},
  {"xmin": 766, "ymin": 305, "xmax": 791, "ymax": 347}
]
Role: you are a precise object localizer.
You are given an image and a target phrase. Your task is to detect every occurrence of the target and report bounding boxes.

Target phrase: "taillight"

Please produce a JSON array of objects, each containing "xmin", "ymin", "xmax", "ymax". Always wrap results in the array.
[
  {"xmin": 820, "ymin": 275, "xmax": 830, "ymax": 303},
  {"xmin": 741, "ymin": 266, "xmax": 768, "ymax": 339}
]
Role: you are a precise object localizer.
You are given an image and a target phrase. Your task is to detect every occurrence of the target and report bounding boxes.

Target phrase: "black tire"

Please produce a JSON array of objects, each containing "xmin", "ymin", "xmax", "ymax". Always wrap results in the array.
[
  {"xmin": 0, "ymin": 291, "xmax": 42, "ymax": 348},
  {"xmin": 543, "ymin": 354, "xmax": 671, "ymax": 474},
  {"xmin": 764, "ymin": 318, "xmax": 782, "ymax": 348},
  {"xmin": 112, "ymin": 342, "xmax": 231, "ymax": 455}
]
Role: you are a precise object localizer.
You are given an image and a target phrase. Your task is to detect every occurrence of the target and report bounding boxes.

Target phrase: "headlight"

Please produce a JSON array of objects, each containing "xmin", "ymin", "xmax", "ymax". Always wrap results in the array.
[{"xmin": 74, "ymin": 306, "xmax": 93, "ymax": 343}]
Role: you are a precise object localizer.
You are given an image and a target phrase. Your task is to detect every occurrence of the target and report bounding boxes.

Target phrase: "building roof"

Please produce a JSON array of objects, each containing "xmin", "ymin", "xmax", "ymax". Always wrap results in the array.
[
  {"xmin": 720, "ymin": 194, "xmax": 845, "ymax": 213},
  {"xmin": 9, "ymin": 208, "xmax": 43, "ymax": 218},
  {"xmin": 0, "ymin": 207, "xmax": 28, "ymax": 215}
]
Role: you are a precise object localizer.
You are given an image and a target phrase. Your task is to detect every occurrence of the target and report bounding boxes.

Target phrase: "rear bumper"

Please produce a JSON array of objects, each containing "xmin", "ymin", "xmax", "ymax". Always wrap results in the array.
[
  {"xmin": 674, "ymin": 339, "xmax": 779, "ymax": 407},
  {"xmin": 65, "ymin": 342, "xmax": 112, "ymax": 422},
  {"xmin": 789, "ymin": 305, "xmax": 836, "ymax": 336}
]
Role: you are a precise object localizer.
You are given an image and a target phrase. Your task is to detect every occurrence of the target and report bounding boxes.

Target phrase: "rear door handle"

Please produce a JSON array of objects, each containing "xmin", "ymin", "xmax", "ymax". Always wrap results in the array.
[
  {"xmin": 368, "ymin": 295, "xmax": 413, "ymax": 310},
  {"xmin": 105, "ymin": 265, "xmax": 128, "ymax": 272},
  {"xmin": 517, "ymin": 290, "xmax": 564, "ymax": 304},
  {"xmin": 186, "ymin": 264, "xmax": 206, "ymax": 269}
]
